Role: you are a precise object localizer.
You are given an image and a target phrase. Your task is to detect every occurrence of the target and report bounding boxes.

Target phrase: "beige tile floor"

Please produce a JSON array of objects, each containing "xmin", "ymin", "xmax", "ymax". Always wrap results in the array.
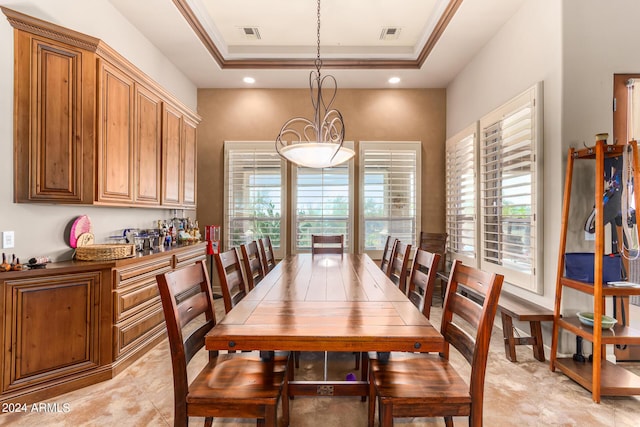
[{"xmin": 1, "ymin": 297, "xmax": 639, "ymax": 427}]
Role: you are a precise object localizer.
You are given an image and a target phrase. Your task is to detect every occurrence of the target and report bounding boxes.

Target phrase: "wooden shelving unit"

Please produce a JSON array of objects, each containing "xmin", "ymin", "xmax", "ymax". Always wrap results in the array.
[{"xmin": 550, "ymin": 140, "xmax": 640, "ymax": 402}]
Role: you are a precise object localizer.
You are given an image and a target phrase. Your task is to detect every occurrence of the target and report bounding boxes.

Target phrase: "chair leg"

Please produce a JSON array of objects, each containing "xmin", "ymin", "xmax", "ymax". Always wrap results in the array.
[
  {"xmin": 444, "ymin": 416, "xmax": 454, "ymax": 427},
  {"xmin": 354, "ymin": 351, "xmax": 360, "ymax": 370},
  {"xmin": 361, "ymin": 353, "xmax": 369, "ymax": 402},
  {"xmin": 294, "ymin": 351, "xmax": 300, "ymax": 368},
  {"xmin": 367, "ymin": 369, "xmax": 376, "ymax": 427},
  {"xmin": 282, "ymin": 357, "xmax": 291, "ymax": 426},
  {"xmin": 204, "ymin": 417, "xmax": 213, "ymax": 427},
  {"xmin": 379, "ymin": 401, "xmax": 393, "ymax": 427},
  {"xmin": 262, "ymin": 405, "xmax": 277, "ymax": 427}
]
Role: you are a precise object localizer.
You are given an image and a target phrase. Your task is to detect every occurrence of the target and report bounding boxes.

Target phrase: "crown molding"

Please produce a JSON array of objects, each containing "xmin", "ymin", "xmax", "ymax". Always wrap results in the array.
[{"xmin": 171, "ymin": 0, "xmax": 464, "ymax": 70}]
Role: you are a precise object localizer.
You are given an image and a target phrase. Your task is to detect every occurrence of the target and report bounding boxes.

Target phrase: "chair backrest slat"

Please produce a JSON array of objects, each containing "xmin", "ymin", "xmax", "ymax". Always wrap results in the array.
[
  {"xmin": 258, "ymin": 236, "xmax": 276, "ymax": 275},
  {"xmin": 214, "ymin": 248, "xmax": 248, "ymax": 313},
  {"xmin": 419, "ymin": 231, "xmax": 448, "ymax": 272},
  {"xmin": 178, "ymin": 292, "xmax": 210, "ymax": 329},
  {"xmin": 311, "ymin": 234, "xmax": 344, "ymax": 254},
  {"xmin": 406, "ymin": 248, "xmax": 441, "ymax": 318},
  {"xmin": 388, "ymin": 241, "xmax": 412, "ymax": 293},
  {"xmin": 241, "ymin": 241, "xmax": 265, "ymax": 290},
  {"xmin": 380, "ymin": 236, "xmax": 397, "ymax": 275}
]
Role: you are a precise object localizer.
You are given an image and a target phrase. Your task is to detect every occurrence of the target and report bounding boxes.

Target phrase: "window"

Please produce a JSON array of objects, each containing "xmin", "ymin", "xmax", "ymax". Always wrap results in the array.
[
  {"xmin": 223, "ymin": 141, "xmax": 286, "ymax": 257},
  {"xmin": 478, "ymin": 82, "xmax": 543, "ymax": 292},
  {"xmin": 293, "ymin": 143, "xmax": 354, "ymax": 252},
  {"xmin": 359, "ymin": 142, "xmax": 421, "ymax": 257},
  {"xmin": 445, "ymin": 124, "xmax": 478, "ymax": 266}
]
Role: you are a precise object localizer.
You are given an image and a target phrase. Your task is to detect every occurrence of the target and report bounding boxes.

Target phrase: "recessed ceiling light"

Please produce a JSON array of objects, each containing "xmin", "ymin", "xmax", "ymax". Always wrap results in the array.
[
  {"xmin": 388, "ymin": 77, "xmax": 401, "ymax": 84},
  {"xmin": 243, "ymin": 77, "xmax": 256, "ymax": 84}
]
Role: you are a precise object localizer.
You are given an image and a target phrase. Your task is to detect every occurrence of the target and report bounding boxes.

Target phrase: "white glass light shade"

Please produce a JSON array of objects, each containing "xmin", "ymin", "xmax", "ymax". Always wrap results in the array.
[{"xmin": 279, "ymin": 143, "xmax": 355, "ymax": 168}]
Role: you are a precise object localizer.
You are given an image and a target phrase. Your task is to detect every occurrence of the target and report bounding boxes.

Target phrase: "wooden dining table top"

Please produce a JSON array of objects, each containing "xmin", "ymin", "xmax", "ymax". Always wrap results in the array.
[{"xmin": 205, "ymin": 253, "xmax": 444, "ymax": 353}]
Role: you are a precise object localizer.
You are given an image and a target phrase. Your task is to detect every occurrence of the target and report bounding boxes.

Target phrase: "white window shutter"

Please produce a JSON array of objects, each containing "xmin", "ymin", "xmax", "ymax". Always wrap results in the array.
[
  {"xmin": 360, "ymin": 142, "xmax": 421, "ymax": 256},
  {"xmin": 224, "ymin": 141, "xmax": 286, "ymax": 257},
  {"xmin": 479, "ymin": 82, "xmax": 543, "ymax": 292},
  {"xmin": 446, "ymin": 124, "xmax": 478, "ymax": 266}
]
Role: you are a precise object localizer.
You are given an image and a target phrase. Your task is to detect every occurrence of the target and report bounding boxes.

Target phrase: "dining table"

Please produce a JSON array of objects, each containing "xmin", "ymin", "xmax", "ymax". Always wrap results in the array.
[{"xmin": 205, "ymin": 253, "xmax": 445, "ymax": 397}]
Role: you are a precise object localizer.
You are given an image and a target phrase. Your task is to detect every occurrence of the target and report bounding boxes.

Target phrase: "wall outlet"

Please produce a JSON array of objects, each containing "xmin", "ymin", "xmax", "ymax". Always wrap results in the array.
[{"xmin": 2, "ymin": 231, "xmax": 15, "ymax": 249}]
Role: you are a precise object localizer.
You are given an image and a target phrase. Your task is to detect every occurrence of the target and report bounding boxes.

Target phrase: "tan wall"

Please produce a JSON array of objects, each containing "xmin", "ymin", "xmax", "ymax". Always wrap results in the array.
[{"xmin": 196, "ymin": 88, "xmax": 446, "ymax": 255}]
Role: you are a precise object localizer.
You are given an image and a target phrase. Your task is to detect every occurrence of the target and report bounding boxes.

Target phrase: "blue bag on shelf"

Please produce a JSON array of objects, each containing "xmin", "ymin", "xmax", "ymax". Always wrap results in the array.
[{"xmin": 564, "ymin": 252, "xmax": 623, "ymax": 283}]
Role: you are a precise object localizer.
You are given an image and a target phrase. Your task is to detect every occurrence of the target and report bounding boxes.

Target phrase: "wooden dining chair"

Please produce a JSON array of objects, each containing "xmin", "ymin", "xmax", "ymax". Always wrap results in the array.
[
  {"xmin": 258, "ymin": 236, "xmax": 276, "ymax": 275},
  {"xmin": 367, "ymin": 260, "xmax": 504, "ymax": 427},
  {"xmin": 156, "ymin": 260, "xmax": 290, "ymax": 427},
  {"xmin": 311, "ymin": 234, "xmax": 344, "ymax": 254},
  {"xmin": 379, "ymin": 236, "xmax": 397, "ymax": 276},
  {"xmin": 241, "ymin": 241, "xmax": 265, "ymax": 291},
  {"xmin": 420, "ymin": 231, "xmax": 448, "ymax": 302},
  {"xmin": 406, "ymin": 248, "xmax": 441, "ymax": 319},
  {"xmin": 214, "ymin": 247, "xmax": 248, "ymax": 314},
  {"xmin": 387, "ymin": 241, "xmax": 412, "ymax": 294}
]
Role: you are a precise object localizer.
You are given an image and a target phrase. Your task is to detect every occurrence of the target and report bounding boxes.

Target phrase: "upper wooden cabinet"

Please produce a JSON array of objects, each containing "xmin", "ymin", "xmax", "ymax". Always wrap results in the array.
[
  {"xmin": 182, "ymin": 118, "xmax": 198, "ymax": 208},
  {"xmin": 161, "ymin": 105, "xmax": 198, "ymax": 208},
  {"xmin": 97, "ymin": 60, "xmax": 135, "ymax": 204},
  {"xmin": 162, "ymin": 104, "xmax": 183, "ymax": 206},
  {"xmin": 4, "ymin": 7, "xmax": 200, "ymax": 208},
  {"xmin": 12, "ymin": 31, "xmax": 97, "ymax": 204},
  {"xmin": 134, "ymin": 84, "xmax": 163, "ymax": 205}
]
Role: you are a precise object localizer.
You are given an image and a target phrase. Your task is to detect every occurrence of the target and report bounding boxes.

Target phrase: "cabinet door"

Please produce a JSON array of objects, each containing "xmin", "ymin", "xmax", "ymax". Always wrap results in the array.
[
  {"xmin": 162, "ymin": 104, "xmax": 183, "ymax": 206},
  {"xmin": 97, "ymin": 60, "xmax": 135, "ymax": 204},
  {"xmin": 14, "ymin": 33, "xmax": 96, "ymax": 203},
  {"xmin": 182, "ymin": 117, "xmax": 197, "ymax": 207},
  {"xmin": 2, "ymin": 272, "xmax": 102, "ymax": 393},
  {"xmin": 134, "ymin": 84, "xmax": 162, "ymax": 205}
]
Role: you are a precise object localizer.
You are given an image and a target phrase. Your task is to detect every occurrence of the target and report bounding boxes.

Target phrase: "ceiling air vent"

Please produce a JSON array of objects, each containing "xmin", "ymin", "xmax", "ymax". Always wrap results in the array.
[
  {"xmin": 240, "ymin": 27, "xmax": 261, "ymax": 40},
  {"xmin": 380, "ymin": 27, "xmax": 401, "ymax": 41}
]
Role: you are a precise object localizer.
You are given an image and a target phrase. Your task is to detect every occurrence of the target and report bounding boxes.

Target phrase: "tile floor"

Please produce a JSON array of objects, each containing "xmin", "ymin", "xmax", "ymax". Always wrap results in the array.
[{"xmin": 1, "ymin": 298, "xmax": 639, "ymax": 427}]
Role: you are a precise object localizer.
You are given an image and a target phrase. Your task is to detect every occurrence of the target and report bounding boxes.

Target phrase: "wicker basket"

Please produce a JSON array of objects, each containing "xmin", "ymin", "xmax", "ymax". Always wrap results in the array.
[{"xmin": 75, "ymin": 244, "xmax": 136, "ymax": 261}]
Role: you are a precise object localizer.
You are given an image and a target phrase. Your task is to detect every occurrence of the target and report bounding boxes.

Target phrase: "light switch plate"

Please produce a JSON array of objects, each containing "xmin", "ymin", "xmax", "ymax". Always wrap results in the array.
[{"xmin": 2, "ymin": 231, "xmax": 15, "ymax": 249}]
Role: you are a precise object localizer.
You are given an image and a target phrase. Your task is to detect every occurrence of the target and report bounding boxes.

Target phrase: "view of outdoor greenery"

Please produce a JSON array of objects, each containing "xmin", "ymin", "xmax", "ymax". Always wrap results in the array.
[
  {"xmin": 230, "ymin": 193, "xmax": 281, "ymax": 248},
  {"xmin": 296, "ymin": 196, "xmax": 349, "ymax": 248}
]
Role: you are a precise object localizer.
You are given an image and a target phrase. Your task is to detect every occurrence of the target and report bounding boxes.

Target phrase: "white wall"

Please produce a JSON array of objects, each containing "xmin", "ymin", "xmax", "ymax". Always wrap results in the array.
[
  {"xmin": 446, "ymin": 0, "xmax": 563, "ymax": 309},
  {"xmin": 448, "ymin": 0, "xmax": 640, "ymax": 353},
  {"xmin": 561, "ymin": 0, "xmax": 640, "ymax": 325},
  {"xmin": 0, "ymin": 0, "xmax": 197, "ymax": 262}
]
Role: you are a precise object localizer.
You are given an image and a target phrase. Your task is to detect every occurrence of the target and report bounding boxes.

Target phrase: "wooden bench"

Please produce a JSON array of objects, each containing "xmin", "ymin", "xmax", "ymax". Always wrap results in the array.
[{"xmin": 436, "ymin": 271, "xmax": 554, "ymax": 363}]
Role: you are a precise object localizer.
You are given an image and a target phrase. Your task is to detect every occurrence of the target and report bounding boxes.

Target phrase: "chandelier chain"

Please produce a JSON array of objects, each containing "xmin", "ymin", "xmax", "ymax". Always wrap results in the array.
[
  {"xmin": 316, "ymin": 0, "xmax": 322, "ymax": 72},
  {"xmin": 274, "ymin": 0, "xmax": 354, "ymax": 168}
]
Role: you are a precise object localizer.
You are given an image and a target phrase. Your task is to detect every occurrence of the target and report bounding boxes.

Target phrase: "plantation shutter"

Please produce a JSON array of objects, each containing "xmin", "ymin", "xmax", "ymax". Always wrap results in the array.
[
  {"xmin": 360, "ymin": 142, "xmax": 421, "ymax": 255},
  {"xmin": 224, "ymin": 142, "xmax": 285, "ymax": 256},
  {"xmin": 293, "ymin": 142, "xmax": 354, "ymax": 252},
  {"xmin": 445, "ymin": 126, "xmax": 477, "ymax": 264},
  {"xmin": 479, "ymin": 83, "xmax": 541, "ymax": 291}
]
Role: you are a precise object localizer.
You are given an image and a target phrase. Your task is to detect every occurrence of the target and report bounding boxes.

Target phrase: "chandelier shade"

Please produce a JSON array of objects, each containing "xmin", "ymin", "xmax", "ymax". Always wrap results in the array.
[{"xmin": 275, "ymin": 0, "xmax": 354, "ymax": 169}]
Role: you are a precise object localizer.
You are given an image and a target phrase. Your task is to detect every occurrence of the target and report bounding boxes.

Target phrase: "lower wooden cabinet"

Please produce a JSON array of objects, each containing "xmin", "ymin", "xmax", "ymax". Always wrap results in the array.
[
  {"xmin": 0, "ymin": 243, "xmax": 207, "ymax": 403},
  {"xmin": 113, "ymin": 304, "xmax": 166, "ymax": 373},
  {"xmin": 1, "ymin": 269, "xmax": 112, "ymax": 403},
  {"xmin": 111, "ymin": 251, "xmax": 173, "ymax": 374}
]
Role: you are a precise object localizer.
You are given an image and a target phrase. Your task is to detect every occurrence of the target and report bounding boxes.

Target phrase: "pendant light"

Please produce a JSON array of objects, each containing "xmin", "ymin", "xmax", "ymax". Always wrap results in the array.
[{"xmin": 275, "ymin": 0, "xmax": 354, "ymax": 168}]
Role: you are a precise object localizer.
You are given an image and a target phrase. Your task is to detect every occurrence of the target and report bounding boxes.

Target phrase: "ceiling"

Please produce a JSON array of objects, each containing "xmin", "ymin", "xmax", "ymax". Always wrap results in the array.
[{"xmin": 108, "ymin": 0, "xmax": 525, "ymax": 89}]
